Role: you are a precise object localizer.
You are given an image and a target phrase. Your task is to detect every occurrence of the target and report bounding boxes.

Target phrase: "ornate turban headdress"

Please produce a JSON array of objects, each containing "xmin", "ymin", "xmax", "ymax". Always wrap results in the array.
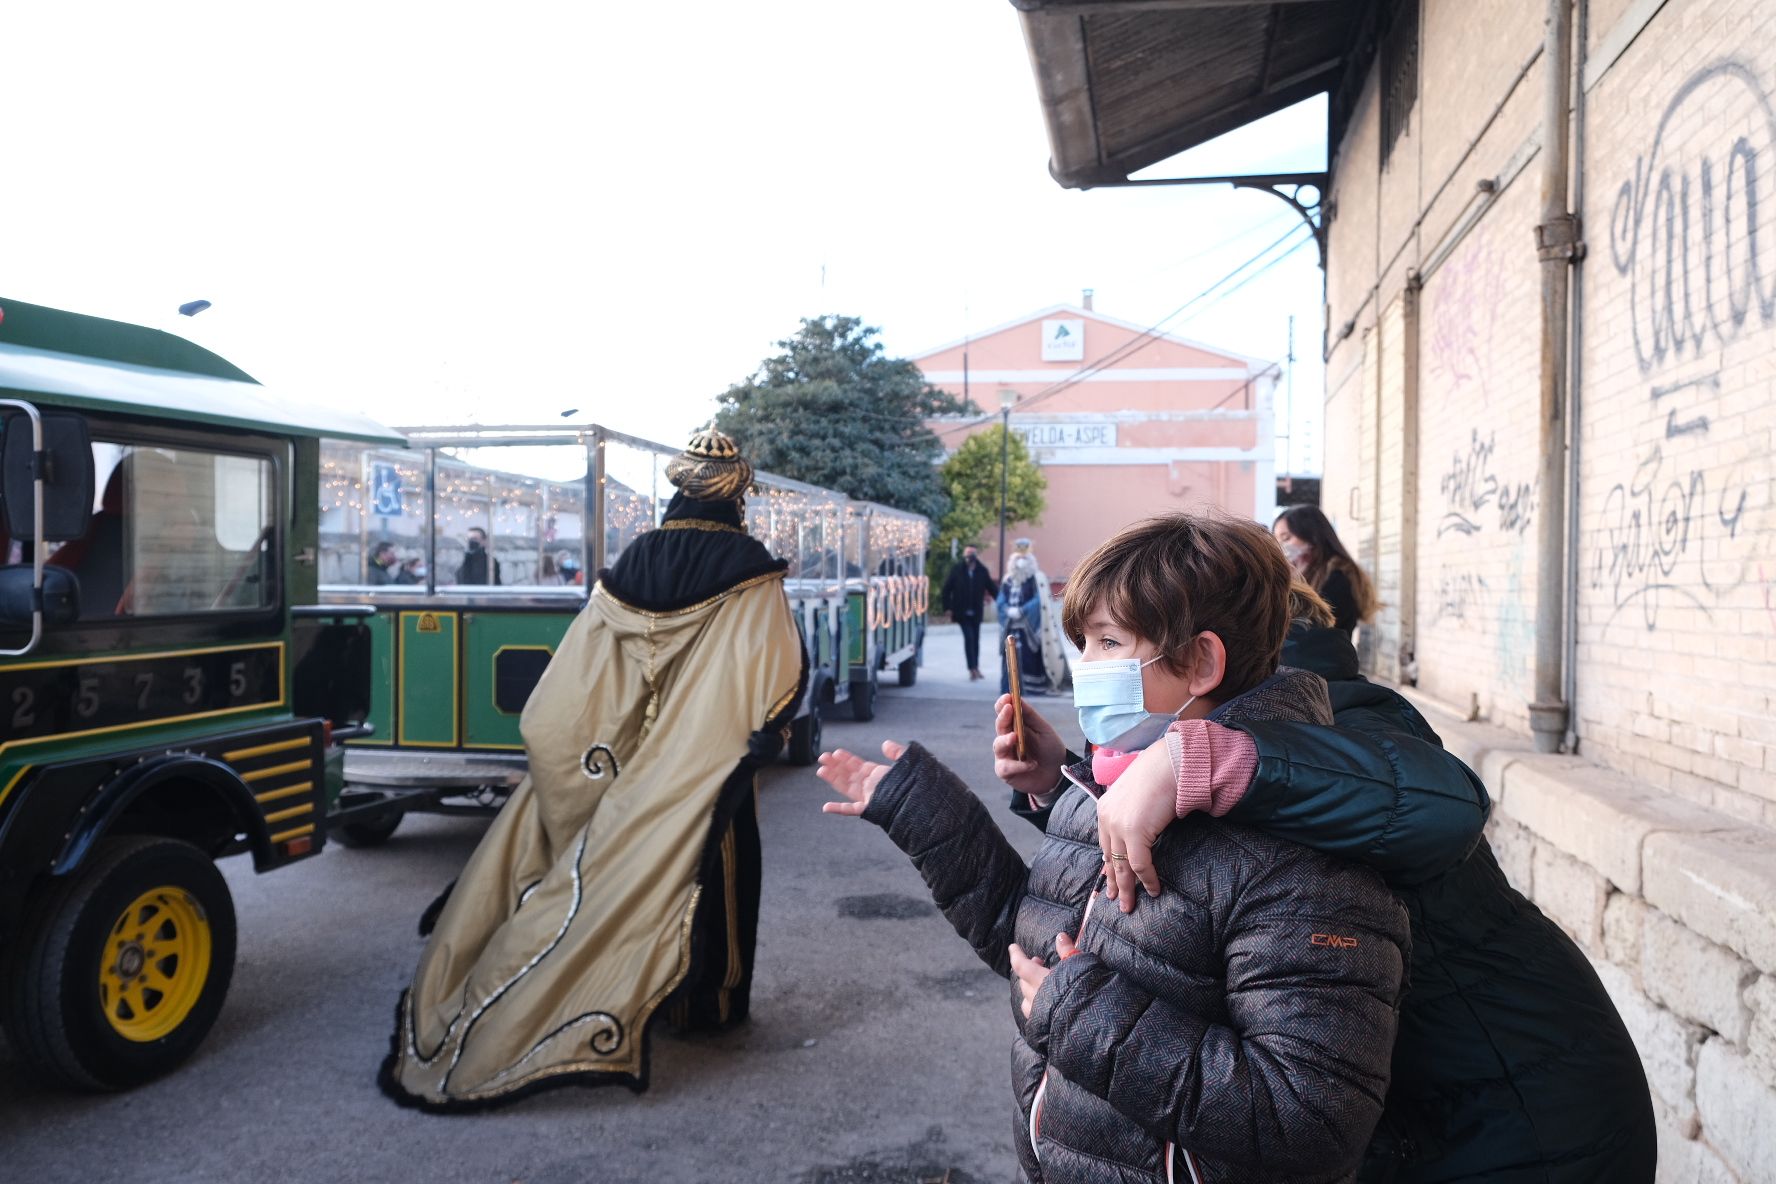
[{"xmin": 665, "ymin": 425, "xmax": 754, "ymax": 502}]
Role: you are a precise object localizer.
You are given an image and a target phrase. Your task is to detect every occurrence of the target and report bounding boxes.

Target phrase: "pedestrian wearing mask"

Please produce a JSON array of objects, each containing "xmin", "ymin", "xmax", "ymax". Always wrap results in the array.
[
  {"xmin": 996, "ymin": 592, "xmax": 1655, "ymax": 1183},
  {"xmin": 820, "ymin": 513, "xmax": 1411, "ymax": 1183},
  {"xmin": 941, "ymin": 545, "xmax": 998, "ymax": 681},
  {"xmin": 456, "ymin": 526, "xmax": 502, "ymax": 586},
  {"xmin": 997, "ymin": 550, "xmax": 1047, "ymax": 696},
  {"xmin": 1272, "ymin": 505, "xmax": 1374, "ymax": 636}
]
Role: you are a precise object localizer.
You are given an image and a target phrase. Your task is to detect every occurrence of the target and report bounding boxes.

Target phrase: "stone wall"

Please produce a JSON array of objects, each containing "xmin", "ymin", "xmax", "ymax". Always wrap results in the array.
[{"xmin": 1408, "ymin": 688, "xmax": 1776, "ymax": 1181}]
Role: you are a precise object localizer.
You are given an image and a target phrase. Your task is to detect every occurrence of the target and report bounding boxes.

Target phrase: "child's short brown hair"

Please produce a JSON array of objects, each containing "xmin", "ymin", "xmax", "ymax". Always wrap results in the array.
[{"xmin": 1062, "ymin": 512, "xmax": 1301, "ymax": 700}]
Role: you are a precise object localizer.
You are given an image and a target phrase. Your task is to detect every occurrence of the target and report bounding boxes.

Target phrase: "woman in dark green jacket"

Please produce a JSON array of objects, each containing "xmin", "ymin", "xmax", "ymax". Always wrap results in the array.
[{"xmin": 1000, "ymin": 622, "xmax": 1656, "ymax": 1182}]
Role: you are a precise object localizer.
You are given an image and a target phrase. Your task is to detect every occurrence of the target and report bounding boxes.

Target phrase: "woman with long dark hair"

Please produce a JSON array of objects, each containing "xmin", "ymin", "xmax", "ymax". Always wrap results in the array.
[{"xmin": 1272, "ymin": 505, "xmax": 1376, "ymax": 636}]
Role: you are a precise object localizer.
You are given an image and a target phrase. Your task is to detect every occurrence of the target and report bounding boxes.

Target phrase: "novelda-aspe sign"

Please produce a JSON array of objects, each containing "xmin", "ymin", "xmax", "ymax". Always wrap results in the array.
[{"xmin": 1015, "ymin": 421, "xmax": 1117, "ymax": 449}]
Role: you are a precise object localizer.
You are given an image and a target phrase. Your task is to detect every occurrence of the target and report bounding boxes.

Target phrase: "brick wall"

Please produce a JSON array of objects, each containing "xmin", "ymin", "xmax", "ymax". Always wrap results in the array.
[
  {"xmin": 1416, "ymin": 174, "xmax": 1543, "ymax": 730},
  {"xmin": 1319, "ymin": 0, "xmax": 1776, "ymax": 1175},
  {"xmin": 1573, "ymin": 0, "xmax": 1776, "ymax": 827}
]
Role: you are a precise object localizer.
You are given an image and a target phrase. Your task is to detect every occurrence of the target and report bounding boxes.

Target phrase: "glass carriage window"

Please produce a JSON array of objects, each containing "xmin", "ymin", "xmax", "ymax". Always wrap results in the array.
[{"xmin": 47, "ymin": 442, "xmax": 275, "ymax": 618}]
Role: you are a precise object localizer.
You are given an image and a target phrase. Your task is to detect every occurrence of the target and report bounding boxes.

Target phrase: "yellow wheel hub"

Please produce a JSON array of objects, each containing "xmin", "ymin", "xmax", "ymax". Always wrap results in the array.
[{"xmin": 98, "ymin": 886, "xmax": 212, "ymax": 1043}]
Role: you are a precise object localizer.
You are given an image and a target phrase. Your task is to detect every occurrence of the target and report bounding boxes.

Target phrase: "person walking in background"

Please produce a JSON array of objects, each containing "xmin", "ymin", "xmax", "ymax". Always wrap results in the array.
[
  {"xmin": 941, "ymin": 545, "xmax": 997, "ymax": 681},
  {"xmin": 1273, "ymin": 505, "xmax": 1375, "ymax": 636},
  {"xmin": 996, "ymin": 549, "xmax": 1047, "ymax": 696},
  {"xmin": 1011, "ymin": 539, "xmax": 1071, "ymax": 693},
  {"xmin": 456, "ymin": 526, "xmax": 501, "ymax": 586}
]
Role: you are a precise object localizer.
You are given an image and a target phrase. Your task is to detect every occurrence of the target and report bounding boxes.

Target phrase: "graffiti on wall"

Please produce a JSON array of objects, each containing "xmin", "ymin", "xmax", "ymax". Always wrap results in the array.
[
  {"xmin": 1422, "ymin": 215, "xmax": 1539, "ymax": 672},
  {"xmin": 1592, "ymin": 444, "xmax": 1751, "ymax": 630},
  {"xmin": 1609, "ymin": 61, "xmax": 1776, "ymax": 382},
  {"xmin": 1593, "ymin": 61, "xmax": 1774, "ymax": 634},
  {"xmin": 1431, "ymin": 568, "xmax": 1488, "ymax": 624},
  {"xmin": 1427, "ymin": 228, "xmax": 1508, "ymax": 391},
  {"xmin": 1436, "ymin": 429, "xmax": 1539, "ymax": 538}
]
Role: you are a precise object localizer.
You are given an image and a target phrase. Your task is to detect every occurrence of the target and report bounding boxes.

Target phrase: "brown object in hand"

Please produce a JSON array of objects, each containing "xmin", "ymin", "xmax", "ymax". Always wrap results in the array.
[{"xmin": 1005, "ymin": 633, "xmax": 1026, "ymax": 761}]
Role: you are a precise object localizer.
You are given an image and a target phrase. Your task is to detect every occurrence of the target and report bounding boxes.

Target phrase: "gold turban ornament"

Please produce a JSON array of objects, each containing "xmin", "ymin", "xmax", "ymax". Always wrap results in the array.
[{"xmin": 665, "ymin": 425, "xmax": 754, "ymax": 502}]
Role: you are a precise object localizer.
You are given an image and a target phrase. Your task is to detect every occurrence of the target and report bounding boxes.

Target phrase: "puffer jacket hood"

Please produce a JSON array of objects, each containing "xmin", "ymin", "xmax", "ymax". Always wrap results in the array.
[
  {"xmin": 867, "ymin": 669, "xmax": 1411, "ymax": 1183},
  {"xmin": 1282, "ymin": 619, "xmax": 1361, "ymax": 681}
]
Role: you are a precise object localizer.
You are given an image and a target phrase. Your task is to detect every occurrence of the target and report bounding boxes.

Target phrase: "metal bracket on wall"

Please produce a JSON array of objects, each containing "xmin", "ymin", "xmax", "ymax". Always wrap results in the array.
[
  {"xmin": 1229, "ymin": 173, "xmax": 1330, "ymax": 270},
  {"xmin": 1535, "ymin": 213, "xmax": 1586, "ymax": 263},
  {"xmin": 1086, "ymin": 171, "xmax": 1330, "ymax": 269}
]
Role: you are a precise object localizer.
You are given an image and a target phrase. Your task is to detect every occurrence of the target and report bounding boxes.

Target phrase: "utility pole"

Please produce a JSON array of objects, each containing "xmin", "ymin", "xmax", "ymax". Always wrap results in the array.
[
  {"xmin": 997, "ymin": 389, "xmax": 1018, "ymax": 571},
  {"xmin": 1282, "ymin": 315, "xmax": 1295, "ymax": 475}
]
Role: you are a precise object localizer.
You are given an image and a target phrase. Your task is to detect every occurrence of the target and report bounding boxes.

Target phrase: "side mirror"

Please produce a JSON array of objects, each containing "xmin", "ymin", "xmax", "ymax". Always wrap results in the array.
[
  {"xmin": 0, "ymin": 564, "xmax": 81, "ymax": 627},
  {"xmin": 3, "ymin": 410, "xmax": 95, "ymax": 542}
]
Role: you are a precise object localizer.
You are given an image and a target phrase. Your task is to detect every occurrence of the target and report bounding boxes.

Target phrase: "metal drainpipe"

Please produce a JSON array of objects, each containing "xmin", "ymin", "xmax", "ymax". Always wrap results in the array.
[
  {"xmin": 1562, "ymin": 0, "xmax": 1590, "ymax": 753},
  {"xmin": 1530, "ymin": 0, "xmax": 1580, "ymax": 753}
]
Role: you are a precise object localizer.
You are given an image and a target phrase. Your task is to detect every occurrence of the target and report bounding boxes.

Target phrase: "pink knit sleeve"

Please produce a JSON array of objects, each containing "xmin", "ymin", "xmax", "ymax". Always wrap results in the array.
[{"xmin": 1165, "ymin": 719, "xmax": 1259, "ymax": 818}]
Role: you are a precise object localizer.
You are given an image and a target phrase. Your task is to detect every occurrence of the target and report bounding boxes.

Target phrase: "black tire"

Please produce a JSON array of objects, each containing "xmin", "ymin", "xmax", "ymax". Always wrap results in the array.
[
  {"xmin": 897, "ymin": 655, "xmax": 918, "ymax": 687},
  {"xmin": 786, "ymin": 711, "xmax": 822, "ymax": 766},
  {"xmin": 2, "ymin": 836, "xmax": 236, "ymax": 1091},
  {"xmin": 849, "ymin": 674, "xmax": 878, "ymax": 722},
  {"xmin": 333, "ymin": 806, "xmax": 405, "ymax": 848}
]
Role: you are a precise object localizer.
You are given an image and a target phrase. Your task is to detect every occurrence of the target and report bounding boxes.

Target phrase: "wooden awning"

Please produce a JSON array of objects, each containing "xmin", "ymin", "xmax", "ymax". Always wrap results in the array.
[{"xmin": 1013, "ymin": 0, "xmax": 1371, "ymax": 187}]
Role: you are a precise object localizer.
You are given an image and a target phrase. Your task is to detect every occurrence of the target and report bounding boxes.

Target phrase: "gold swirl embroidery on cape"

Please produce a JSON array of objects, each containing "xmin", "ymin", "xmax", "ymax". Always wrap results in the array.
[
  {"xmin": 658, "ymin": 519, "xmax": 745, "ymax": 535},
  {"xmin": 439, "ymin": 886, "xmax": 704, "ymax": 1100},
  {"xmin": 593, "ymin": 571, "xmax": 786, "ymax": 619}
]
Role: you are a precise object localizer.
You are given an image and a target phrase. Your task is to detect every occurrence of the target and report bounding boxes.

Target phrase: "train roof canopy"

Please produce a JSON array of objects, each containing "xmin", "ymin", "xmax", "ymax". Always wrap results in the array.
[
  {"xmin": 0, "ymin": 297, "xmax": 405, "ymax": 446},
  {"xmin": 1015, "ymin": 0, "xmax": 1366, "ymax": 188}
]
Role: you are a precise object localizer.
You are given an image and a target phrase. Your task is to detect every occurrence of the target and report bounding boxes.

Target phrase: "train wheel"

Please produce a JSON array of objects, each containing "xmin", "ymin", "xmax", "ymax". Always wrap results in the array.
[
  {"xmin": 2, "ymin": 836, "xmax": 236, "ymax": 1091},
  {"xmin": 850, "ymin": 674, "xmax": 878, "ymax": 722},
  {"xmin": 786, "ymin": 711, "xmax": 822, "ymax": 766},
  {"xmin": 333, "ymin": 806, "xmax": 405, "ymax": 848},
  {"xmin": 897, "ymin": 655, "xmax": 918, "ymax": 687}
]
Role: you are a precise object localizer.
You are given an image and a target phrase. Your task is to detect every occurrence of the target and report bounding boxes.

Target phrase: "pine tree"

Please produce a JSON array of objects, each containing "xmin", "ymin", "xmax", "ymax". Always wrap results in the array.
[{"xmin": 714, "ymin": 316, "xmax": 972, "ymax": 521}]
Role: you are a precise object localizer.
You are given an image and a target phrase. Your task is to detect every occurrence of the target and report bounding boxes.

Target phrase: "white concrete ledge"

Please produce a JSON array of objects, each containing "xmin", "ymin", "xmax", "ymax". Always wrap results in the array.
[{"xmin": 1392, "ymin": 683, "xmax": 1776, "ymax": 975}]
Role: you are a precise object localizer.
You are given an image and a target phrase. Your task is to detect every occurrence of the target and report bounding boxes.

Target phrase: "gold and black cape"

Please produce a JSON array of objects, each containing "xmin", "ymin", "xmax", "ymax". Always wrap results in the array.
[{"xmin": 380, "ymin": 497, "xmax": 805, "ymax": 1110}]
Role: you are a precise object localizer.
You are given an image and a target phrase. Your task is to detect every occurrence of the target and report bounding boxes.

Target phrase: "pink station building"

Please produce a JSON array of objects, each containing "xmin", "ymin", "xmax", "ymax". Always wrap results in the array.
[{"xmin": 914, "ymin": 298, "xmax": 1278, "ymax": 583}]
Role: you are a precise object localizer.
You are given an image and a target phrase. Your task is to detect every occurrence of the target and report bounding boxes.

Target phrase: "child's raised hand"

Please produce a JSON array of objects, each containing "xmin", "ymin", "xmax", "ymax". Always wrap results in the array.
[
  {"xmin": 817, "ymin": 742, "xmax": 906, "ymax": 816},
  {"xmin": 993, "ymin": 694, "xmax": 1067, "ymax": 795}
]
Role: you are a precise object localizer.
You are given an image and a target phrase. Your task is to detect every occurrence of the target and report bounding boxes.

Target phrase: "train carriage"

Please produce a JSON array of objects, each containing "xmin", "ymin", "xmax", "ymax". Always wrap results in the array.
[
  {"xmin": 315, "ymin": 425, "xmax": 928, "ymax": 841},
  {"xmin": 0, "ymin": 298, "xmax": 397, "ymax": 1090},
  {"xmin": 0, "ymin": 297, "xmax": 928, "ymax": 1093}
]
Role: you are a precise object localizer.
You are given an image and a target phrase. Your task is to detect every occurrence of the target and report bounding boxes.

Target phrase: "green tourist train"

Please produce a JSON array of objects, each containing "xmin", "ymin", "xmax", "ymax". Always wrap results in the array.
[{"xmin": 0, "ymin": 298, "xmax": 927, "ymax": 1092}]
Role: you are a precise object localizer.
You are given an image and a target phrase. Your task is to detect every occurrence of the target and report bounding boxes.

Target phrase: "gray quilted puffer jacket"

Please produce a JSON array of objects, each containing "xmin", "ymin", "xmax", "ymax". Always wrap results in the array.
[{"xmin": 862, "ymin": 670, "xmax": 1411, "ymax": 1183}]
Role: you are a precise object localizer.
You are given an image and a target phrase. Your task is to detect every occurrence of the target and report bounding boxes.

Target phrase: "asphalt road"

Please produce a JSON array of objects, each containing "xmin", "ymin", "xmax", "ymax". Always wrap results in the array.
[{"xmin": 0, "ymin": 625, "xmax": 1080, "ymax": 1184}]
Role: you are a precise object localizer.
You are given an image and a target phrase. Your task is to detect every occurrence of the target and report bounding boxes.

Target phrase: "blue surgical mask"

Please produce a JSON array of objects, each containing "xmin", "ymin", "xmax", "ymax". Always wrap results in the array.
[{"xmin": 1073, "ymin": 653, "xmax": 1196, "ymax": 751}]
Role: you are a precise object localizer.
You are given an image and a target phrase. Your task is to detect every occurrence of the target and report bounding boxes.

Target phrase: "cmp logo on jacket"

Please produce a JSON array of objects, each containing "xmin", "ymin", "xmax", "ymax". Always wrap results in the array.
[{"xmin": 1311, "ymin": 933, "xmax": 1361, "ymax": 949}]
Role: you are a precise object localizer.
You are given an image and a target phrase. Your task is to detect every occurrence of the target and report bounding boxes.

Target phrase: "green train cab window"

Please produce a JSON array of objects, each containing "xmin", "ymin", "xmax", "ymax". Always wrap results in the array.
[{"xmin": 45, "ymin": 443, "xmax": 276, "ymax": 619}]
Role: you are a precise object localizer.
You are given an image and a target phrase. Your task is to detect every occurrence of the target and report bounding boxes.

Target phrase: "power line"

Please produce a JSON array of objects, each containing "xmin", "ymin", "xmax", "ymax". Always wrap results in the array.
[
  {"xmin": 935, "ymin": 222, "xmax": 1313, "ymax": 438},
  {"xmin": 1018, "ymin": 225, "xmax": 1312, "ymax": 413},
  {"xmin": 1130, "ymin": 207, "xmax": 1298, "ymax": 283}
]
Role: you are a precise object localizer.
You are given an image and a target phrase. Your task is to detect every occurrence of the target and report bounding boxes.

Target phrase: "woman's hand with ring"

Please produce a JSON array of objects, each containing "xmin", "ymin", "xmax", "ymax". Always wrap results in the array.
[{"xmin": 1097, "ymin": 741, "xmax": 1177, "ymax": 912}]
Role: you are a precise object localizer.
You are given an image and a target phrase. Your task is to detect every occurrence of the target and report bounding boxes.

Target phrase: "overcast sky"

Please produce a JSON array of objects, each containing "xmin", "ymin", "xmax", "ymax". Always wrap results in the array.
[{"xmin": 6, "ymin": 1, "xmax": 1327, "ymax": 473}]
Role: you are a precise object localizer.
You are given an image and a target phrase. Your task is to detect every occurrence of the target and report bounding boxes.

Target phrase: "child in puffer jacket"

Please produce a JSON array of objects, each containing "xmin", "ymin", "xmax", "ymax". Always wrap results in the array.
[{"xmin": 819, "ymin": 513, "xmax": 1412, "ymax": 1184}]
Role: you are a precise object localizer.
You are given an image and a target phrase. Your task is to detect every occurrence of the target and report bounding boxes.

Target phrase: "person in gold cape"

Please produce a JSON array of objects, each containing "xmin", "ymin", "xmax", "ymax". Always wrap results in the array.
[{"xmin": 380, "ymin": 428, "xmax": 806, "ymax": 1111}]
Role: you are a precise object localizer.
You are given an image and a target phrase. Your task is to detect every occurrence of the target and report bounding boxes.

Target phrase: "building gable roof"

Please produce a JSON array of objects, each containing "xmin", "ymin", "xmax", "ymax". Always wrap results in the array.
[{"xmin": 911, "ymin": 302, "xmax": 1270, "ymax": 372}]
